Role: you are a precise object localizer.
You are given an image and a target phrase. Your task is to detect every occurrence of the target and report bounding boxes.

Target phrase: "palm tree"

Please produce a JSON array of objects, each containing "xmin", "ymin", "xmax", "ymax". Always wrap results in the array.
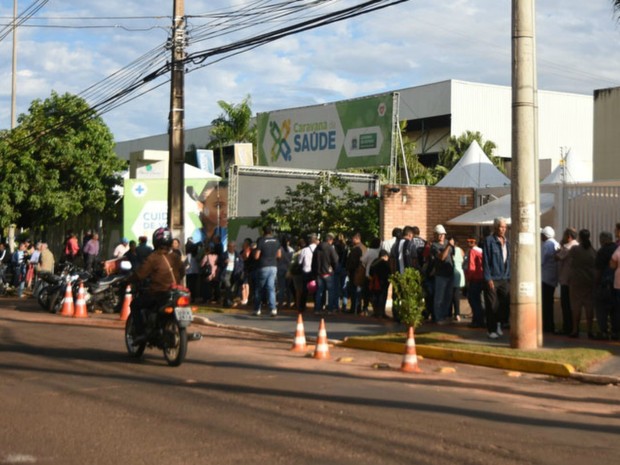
[
  {"xmin": 614, "ymin": 0, "xmax": 620, "ymax": 16},
  {"xmin": 207, "ymin": 95, "xmax": 256, "ymax": 177},
  {"xmin": 438, "ymin": 130, "xmax": 504, "ymax": 173}
]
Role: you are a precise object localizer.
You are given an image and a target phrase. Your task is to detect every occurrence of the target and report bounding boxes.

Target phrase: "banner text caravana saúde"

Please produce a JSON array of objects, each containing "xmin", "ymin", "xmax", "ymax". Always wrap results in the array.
[{"xmin": 257, "ymin": 93, "xmax": 394, "ymax": 170}]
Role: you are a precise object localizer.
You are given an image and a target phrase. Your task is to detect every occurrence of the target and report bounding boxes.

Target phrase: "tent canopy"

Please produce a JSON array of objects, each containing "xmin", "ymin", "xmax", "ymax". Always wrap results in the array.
[
  {"xmin": 435, "ymin": 140, "xmax": 510, "ymax": 188},
  {"xmin": 541, "ymin": 149, "xmax": 592, "ymax": 184},
  {"xmin": 447, "ymin": 193, "xmax": 555, "ymax": 226}
]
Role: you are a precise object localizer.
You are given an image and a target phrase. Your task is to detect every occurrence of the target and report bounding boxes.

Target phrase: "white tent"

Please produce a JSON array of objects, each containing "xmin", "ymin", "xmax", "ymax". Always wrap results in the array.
[
  {"xmin": 435, "ymin": 140, "xmax": 510, "ymax": 188},
  {"xmin": 541, "ymin": 149, "xmax": 592, "ymax": 184},
  {"xmin": 447, "ymin": 193, "xmax": 555, "ymax": 226}
]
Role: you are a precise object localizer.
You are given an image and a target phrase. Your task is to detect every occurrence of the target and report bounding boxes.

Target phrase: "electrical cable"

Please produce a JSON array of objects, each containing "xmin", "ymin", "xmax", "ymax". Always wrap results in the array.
[
  {"xmin": 0, "ymin": 0, "xmax": 49, "ymax": 42},
  {"xmin": 3, "ymin": 0, "xmax": 409, "ymax": 148}
]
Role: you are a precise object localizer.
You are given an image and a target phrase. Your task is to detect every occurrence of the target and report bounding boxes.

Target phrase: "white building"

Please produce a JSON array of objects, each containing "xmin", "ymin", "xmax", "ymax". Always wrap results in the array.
[{"xmin": 115, "ymin": 79, "xmax": 594, "ymax": 179}]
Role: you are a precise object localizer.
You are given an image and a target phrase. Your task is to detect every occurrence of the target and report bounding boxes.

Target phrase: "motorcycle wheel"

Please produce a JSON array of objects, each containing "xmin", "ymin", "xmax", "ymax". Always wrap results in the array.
[
  {"xmin": 100, "ymin": 298, "xmax": 116, "ymax": 314},
  {"xmin": 104, "ymin": 289, "xmax": 121, "ymax": 314},
  {"xmin": 125, "ymin": 314, "xmax": 146, "ymax": 358},
  {"xmin": 162, "ymin": 319, "xmax": 187, "ymax": 367},
  {"xmin": 38, "ymin": 286, "xmax": 53, "ymax": 311},
  {"xmin": 48, "ymin": 290, "xmax": 64, "ymax": 314}
]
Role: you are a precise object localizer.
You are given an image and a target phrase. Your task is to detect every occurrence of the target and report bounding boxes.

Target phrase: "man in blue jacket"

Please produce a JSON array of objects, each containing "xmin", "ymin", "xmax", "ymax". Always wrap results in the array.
[{"xmin": 483, "ymin": 217, "xmax": 510, "ymax": 339}]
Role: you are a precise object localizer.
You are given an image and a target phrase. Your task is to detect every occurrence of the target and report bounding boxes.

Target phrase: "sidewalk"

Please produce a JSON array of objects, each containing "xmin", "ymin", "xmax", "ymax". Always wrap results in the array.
[
  {"xmin": 195, "ymin": 303, "xmax": 620, "ymax": 384},
  {"xmin": 3, "ymin": 295, "xmax": 620, "ymax": 384}
]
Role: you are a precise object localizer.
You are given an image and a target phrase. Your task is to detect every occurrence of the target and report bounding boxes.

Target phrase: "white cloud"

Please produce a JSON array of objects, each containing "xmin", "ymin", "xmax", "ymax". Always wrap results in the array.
[{"xmin": 2, "ymin": 0, "xmax": 620, "ymax": 141}]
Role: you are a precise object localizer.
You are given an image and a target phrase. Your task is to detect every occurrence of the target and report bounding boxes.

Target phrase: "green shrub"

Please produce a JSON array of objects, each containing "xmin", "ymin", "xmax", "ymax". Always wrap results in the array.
[{"xmin": 389, "ymin": 268, "xmax": 425, "ymax": 328}]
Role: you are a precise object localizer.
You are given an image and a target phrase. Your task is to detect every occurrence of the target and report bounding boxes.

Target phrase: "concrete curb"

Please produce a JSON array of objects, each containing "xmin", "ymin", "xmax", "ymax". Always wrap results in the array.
[{"xmin": 340, "ymin": 337, "xmax": 577, "ymax": 378}]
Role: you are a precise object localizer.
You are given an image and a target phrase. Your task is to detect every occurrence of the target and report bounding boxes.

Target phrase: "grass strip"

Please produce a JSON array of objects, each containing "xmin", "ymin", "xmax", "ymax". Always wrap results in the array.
[{"xmin": 348, "ymin": 332, "xmax": 613, "ymax": 372}]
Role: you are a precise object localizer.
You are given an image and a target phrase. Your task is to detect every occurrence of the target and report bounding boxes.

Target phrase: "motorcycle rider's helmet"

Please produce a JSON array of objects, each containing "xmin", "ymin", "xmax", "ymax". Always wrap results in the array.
[{"xmin": 152, "ymin": 227, "xmax": 173, "ymax": 249}]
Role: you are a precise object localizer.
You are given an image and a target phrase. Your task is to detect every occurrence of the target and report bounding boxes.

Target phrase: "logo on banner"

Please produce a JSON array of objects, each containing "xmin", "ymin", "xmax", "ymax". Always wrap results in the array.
[
  {"xmin": 269, "ymin": 119, "xmax": 292, "ymax": 162},
  {"xmin": 132, "ymin": 182, "xmax": 147, "ymax": 197}
]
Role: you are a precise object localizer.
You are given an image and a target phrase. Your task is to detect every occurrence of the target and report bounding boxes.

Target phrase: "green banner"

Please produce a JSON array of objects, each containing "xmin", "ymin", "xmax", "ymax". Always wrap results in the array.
[{"xmin": 257, "ymin": 93, "xmax": 393, "ymax": 170}]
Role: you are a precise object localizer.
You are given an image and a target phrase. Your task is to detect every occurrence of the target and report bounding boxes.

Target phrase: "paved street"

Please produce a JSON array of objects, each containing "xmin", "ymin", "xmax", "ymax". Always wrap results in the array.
[{"xmin": 1, "ymin": 303, "xmax": 620, "ymax": 464}]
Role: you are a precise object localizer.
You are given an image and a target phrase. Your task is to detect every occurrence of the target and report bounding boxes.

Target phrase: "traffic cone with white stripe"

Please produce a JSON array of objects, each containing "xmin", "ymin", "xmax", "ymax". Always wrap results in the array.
[
  {"xmin": 291, "ymin": 313, "xmax": 307, "ymax": 352},
  {"xmin": 313, "ymin": 318, "xmax": 330, "ymax": 360},
  {"xmin": 59, "ymin": 281, "xmax": 75, "ymax": 317},
  {"xmin": 119, "ymin": 284, "xmax": 132, "ymax": 321},
  {"xmin": 73, "ymin": 282, "xmax": 88, "ymax": 318},
  {"xmin": 401, "ymin": 326, "xmax": 422, "ymax": 373}
]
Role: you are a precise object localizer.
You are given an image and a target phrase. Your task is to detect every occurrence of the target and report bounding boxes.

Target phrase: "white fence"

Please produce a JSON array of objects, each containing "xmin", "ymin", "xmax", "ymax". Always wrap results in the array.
[{"xmin": 475, "ymin": 181, "xmax": 620, "ymax": 246}]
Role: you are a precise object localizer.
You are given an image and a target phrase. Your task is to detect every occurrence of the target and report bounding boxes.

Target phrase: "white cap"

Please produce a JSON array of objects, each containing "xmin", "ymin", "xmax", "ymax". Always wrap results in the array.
[
  {"xmin": 434, "ymin": 224, "xmax": 447, "ymax": 235},
  {"xmin": 541, "ymin": 226, "xmax": 555, "ymax": 239}
]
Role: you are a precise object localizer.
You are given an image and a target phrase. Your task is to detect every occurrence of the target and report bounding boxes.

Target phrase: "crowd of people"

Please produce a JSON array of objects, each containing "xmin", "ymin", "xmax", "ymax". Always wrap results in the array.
[
  {"xmin": 543, "ymin": 224, "xmax": 620, "ymax": 340},
  {"xmin": 0, "ymin": 239, "xmax": 55, "ymax": 298},
  {"xmin": 3, "ymin": 219, "xmax": 619, "ymax": 342}
]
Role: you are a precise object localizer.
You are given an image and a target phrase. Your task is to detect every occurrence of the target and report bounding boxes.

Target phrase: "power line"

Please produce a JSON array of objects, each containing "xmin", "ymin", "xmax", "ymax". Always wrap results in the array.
[
  {"xmin": 4, "ymin": 0, "xmax": 411, "ymax": 148},
  {"xmin": 0, "ymin": 0, "xmax": 49, "ymax": 42}
]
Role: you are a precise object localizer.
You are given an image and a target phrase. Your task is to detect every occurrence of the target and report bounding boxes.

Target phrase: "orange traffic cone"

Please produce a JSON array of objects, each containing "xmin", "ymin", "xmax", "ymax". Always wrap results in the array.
[
  {"xmin": 401, "ymin": 326, "xmax": 422, "ymax": 373},
  {"xmin": 291, "ymin": 313, "xmax": 307, "ymax": 352},
  {"xmin": 59, "ymin": 282, "xmax": 75, "ymax": 317},
  {"xmin": 119, "ymin": 285, "xmax": 132, "ymax": 321},
  {"xmin": 313, "ymin": 318, "xmax": 330, "ymax": 360},
  {"xmin": 73, "ymin": 282, "xmax": 88, "ymax": 318}
]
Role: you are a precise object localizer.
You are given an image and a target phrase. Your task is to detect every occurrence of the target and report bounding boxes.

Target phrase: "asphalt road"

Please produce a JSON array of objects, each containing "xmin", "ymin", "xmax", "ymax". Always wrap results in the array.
[{"xmin": 1, "ymin": 306, "xmax": 620, "ymax": 464}]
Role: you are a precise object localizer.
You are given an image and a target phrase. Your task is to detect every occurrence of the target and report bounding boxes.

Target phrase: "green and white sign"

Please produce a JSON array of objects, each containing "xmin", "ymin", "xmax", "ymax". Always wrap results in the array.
[
  {"xmin": 123, "ymin": 177, "xmax": 216, "ymax": 243},
  {"xmin": 257, "ymin": 93, "xmax": 394, "ymax": 170}
]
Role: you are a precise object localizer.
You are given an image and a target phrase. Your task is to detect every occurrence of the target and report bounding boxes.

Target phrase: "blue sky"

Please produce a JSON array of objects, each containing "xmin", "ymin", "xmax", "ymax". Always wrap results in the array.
[{"xmin": 1, "ymin": 0, "xmax": 620, "ymax": 142}]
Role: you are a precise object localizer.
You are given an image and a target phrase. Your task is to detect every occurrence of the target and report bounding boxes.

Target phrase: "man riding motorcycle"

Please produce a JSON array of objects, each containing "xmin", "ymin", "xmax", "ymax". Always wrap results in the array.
[{"xmin": 130, "ymin": 227, "xmax": 186, "ymax": 342}]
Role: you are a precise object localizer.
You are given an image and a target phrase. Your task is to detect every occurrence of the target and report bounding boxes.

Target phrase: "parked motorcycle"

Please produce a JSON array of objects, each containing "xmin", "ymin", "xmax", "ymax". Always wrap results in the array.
[
  {"xmin": 124, "ymin": 285, "xmax": 201, "ymax": 366},
  {"xmin": 47, "ymin": 265, "xmax": 90, "ymax": 314},
  {"xmin": 83, "ymin": 272, "xmax": 129, "ymax": 314},
  {"xmin": 36, "ymin": 271, "xmax": 65, "ymax": 311}
]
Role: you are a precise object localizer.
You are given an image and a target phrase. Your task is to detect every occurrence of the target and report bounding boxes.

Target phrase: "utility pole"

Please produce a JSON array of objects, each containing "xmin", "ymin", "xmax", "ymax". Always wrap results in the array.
[
  {"xmin": 510, "ymin": 0, "xmax": 540, "ymax": 349},
  {"xmin": 11, "ymin": 0, "xmax": 18, "ymax": 129},
  {"xmin": 168, "ymin": 0, "xmax": 186, "ymax": 242}
]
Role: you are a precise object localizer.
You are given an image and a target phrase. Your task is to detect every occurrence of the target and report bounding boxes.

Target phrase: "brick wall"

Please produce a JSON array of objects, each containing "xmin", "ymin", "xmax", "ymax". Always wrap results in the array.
[{"xmin": 381, "ymin": 184, "xmax": 477, "ymax": 244}]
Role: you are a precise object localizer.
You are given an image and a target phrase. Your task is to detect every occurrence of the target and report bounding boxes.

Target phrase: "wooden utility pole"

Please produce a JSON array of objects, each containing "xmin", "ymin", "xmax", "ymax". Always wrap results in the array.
[
  {"xmin": 11, "ymin": 0, "xmax": 18, "ymax": 129},
  {"xmin": 168, "ymin": 0, "xmax": 186, "ymax": 242},
  {"xmin": 511, "ymin": 0, "xmax": 540, "ymax": 349}
]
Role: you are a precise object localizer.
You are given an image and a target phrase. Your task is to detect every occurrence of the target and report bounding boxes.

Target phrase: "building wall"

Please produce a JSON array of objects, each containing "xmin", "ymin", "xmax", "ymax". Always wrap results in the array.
[
  {"xmin": 114, "ymin": 79, "xmax": 594, "ymax": 180},
  {"xmin": 381, "ymin": 184, "xmax": 476, "ymax": 243},
  {"xmin": 593, "ymin": 87, "xmax": 620, "ymax": 181},
  {"xmin": 451, "ymin": 81, "xmax": 511, "ymax": 158},
  {"xmin": 538, "ymin": 90, "xmax": 593, "ymax": 175},
  {"xmin": 114, "ymin": 125, "xmax": 214, "ymax": 161}
]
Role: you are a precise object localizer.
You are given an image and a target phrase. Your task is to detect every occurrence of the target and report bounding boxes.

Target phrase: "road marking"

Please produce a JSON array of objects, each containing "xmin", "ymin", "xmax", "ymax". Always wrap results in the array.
[{"xmin": 3, "ymin": 453, "xmax": 37, "ymax": 463}]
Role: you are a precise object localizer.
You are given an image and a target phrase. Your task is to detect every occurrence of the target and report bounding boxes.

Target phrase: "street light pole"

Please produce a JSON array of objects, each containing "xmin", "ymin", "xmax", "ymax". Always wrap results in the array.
[
  {"xmin": 168, "ymin": 0, "xmax": 186, "ymax": 243},
  {"xmin": 511, "ymin": 0, "xmax": 540, "ymax": 349}
]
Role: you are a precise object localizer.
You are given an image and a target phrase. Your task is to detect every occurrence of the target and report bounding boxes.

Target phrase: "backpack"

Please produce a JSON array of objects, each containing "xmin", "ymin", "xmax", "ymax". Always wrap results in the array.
[
  {"xmin": 369, "ymin": 274, "xmax": 381, "ymax": 292},
  {"xmin": 201, "ymin": 258, "xmax": 212, "ymax": 277},
  {"xmin": 368, "ymin": 258, "xmax": 383, "ymax": 292},
  {"xmin": 290, "ymin": 256, "xmax": 303, "ymax": 276}
]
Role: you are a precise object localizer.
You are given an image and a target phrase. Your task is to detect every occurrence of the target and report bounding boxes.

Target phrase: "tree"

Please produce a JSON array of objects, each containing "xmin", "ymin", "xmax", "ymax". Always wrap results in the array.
[
  {"xmin": 251, "ymin": 174, "xmax": 380, "ymax": 241},
  {"xmin": 438, "ymin": 130, "xmax": 505, "ymax": 173},
  {"xmin": 399, "ymin": 123, "xmax": 441, "ymax": 185},
  {"xmin": 207, "ymin": 95, "xmax": 256, "ymax": 176},
  {"xmin": 0, "ymin": 92, "xmax": 126, "ymax": 230}
]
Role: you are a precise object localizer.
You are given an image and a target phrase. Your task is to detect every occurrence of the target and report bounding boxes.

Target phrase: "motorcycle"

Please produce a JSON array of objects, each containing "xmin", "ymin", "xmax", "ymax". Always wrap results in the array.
[
  {"xmin": 47, "ymin": 265, "xmax": 90, "ymax": 314},
  {"xmin": 124, "ymin": 285, "xmax": 201, "ymax": 366},
  {"xmin": 83, "ymin": 271, "xmax": 129, "ymax": 314},
  {"xmin": 36, "ymin": 270, "xmax": 65, "ymax": 311}
]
